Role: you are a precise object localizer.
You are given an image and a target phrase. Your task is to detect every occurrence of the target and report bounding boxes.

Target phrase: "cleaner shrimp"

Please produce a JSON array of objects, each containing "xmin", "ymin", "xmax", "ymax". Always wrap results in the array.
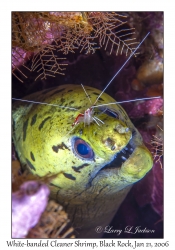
[{"xmin": 12, "ymin": 32, "xmax": 161, "ymax": 133}]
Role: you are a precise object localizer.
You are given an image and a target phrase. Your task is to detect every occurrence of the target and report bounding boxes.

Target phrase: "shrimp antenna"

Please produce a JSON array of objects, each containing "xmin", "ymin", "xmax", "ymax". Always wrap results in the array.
[
  {"xmin": 12, "ymin": 98, "xmax": 79, "ymax": 111},
  {"xmin": 81, "ymin": 84, "xmax": 92, "ymax": 104},
  {"xmin": 92, "ymin": 96, "xmax": 161, "ymax": 108},
  {"xmin": 94, "ymin": 32, "xmax": 150, "ymax": 105}
]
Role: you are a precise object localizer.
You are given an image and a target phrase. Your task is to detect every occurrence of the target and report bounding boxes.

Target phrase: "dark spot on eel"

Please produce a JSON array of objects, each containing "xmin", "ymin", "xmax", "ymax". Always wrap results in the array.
[
  {"xmin": 31, "ymin": 114, "xmax": 37, "ymax": 126},
  {"xmin": 23, "ymin": 119, "xmax": 29, "ymax": 141},
  {"xmin": 69, "ymin": 101, "xmax": 74, "ymax": 105},
  {"xmin": 26, "ymin": 158, "xmax": 36, "ymax": 171},
  {"xmin": 63, "ymin": 173, "xmax": 76, "ymax": 181},
  {"xmin": 60, "ymin": 98, "xmax": 65, "ymax": 103},
  {"xmin": 75, "ymin": 106, "xmax": 82, "ymax": 109},
  {"xmin": 50, "ymin": 88, "xmax": 65, "ymax": 96},
  {"xmin": 72, "ymin": 163, "xmax": 89, "ymax": 173},
  {"xmin": 52, "ymin": 145, "xmax": 59, "ymax": 153},
  {"xmin": 99, "ymin": 97, "xmax": 104, "ymax": 101},
  {"xmin": 67, "ymin": 89, "xmax": 73, "ymax": 92},
  {"xmin": 30, "ymin": 152, "xmax": 35, "ymax": 161},
  {"xmin": 39, "ymin": 116, "xmax": 51, "ymax": 130},
  {"xmin": 49, "ymin": 183, "xmax": 62, "ymax": 189},
  {"xmin": 52, "ymin": 142, "xmax": 70, "ymax": 153}
]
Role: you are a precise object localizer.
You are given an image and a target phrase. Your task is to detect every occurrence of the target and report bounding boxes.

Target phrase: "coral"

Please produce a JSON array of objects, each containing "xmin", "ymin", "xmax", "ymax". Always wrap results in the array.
[
  {"xmin": 12, "ymin": 162, "xmax": 75, "ymax": 238},
  {"xmin": 12, "ymin": 12, "xmax": 138, "ymax": 82},
  {"xmin": 151, "ymin": 125, "xmax": 163, "ymax": 169},
  {"xmin": 12, "ymin": 181, "xmax": 50, "ymax": 238},
  {"xmin": 128, "ymin": 12, "xmax": 163, "ymax": 105},
  {"xmin": 128, "ymin": 98, "xmax": 163, "ymax": 118},
  {"xmin": 128, "ymin": 12, "xmax": 163, "ymax": 54},
  {"xmin": 27, "ymin": 200, "xmax": 75, "ymax": 238},
  {"xmin": 151, "ymin": 160, "xmax": 163, "ymax": 218},
  {"xmin": 136, "ymin": 56, "xmax": 163, "ymax": 86},
  {"xmin": 137, "ymin": 123, "xmax": 163, "ymax": 220}
]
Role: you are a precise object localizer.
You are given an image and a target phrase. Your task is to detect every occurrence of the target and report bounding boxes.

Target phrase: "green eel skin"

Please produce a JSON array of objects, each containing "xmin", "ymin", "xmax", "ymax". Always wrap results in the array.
[{"xmin": 12, "ymin": 84, "xmax": 153, "ymax": 238}]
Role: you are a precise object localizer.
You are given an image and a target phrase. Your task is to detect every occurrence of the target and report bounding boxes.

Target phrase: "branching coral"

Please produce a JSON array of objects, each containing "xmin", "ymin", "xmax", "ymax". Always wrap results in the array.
[
  {"xmin": 12, "ymin": 12, "xmax": 138, "ymax": 82},
  {"xmin": 151, "ymin": 125, "xmax": 163, "ymax": 169},
  {"xmin": 27, "ymin": 200, "xmax": 75, "ymax": 238}
]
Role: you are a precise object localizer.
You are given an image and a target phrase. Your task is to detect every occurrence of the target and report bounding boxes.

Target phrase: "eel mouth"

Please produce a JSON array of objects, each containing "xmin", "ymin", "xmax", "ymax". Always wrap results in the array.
[{"xmin": 101, "ymin": 131, "xmax": 136, "ymax": 170}]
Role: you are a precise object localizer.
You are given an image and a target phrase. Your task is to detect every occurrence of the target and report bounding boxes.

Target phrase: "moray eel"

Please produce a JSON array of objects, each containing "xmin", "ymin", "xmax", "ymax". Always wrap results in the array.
[{"xmin": 12, "ymin": 84, "xmax": 153, "ymax": 238}]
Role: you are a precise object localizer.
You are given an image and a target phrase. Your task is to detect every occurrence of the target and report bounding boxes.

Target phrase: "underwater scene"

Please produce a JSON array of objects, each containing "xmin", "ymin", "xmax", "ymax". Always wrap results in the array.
[{"xmin": 12, "ymin": 12, "xmax": 163, "ymax": 239}]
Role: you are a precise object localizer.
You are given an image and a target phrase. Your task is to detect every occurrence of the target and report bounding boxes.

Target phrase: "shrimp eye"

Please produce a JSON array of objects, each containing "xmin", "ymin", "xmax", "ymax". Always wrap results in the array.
[{"xmin": 72, "ymin": 137, "xmax": 94, "ymax": 160}]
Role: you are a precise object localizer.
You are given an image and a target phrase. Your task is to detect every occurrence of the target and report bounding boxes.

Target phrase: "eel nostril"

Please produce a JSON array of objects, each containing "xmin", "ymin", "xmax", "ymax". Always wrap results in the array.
[{"xmin": 114, "ymin": 124, "xmax": 130, "ymax": 134}]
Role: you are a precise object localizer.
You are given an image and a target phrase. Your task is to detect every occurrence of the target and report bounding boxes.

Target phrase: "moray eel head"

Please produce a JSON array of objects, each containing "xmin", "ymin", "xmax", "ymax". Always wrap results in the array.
[{"xmin": 12, "ymin": 84, "xmax": 153, "ymax": 237}]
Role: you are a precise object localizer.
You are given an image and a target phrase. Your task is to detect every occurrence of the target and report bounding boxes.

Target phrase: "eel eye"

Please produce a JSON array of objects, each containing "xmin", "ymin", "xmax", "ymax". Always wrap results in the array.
[{"xmin": 73, "ymin": 137, "xmax": 94, "ymax": 160}]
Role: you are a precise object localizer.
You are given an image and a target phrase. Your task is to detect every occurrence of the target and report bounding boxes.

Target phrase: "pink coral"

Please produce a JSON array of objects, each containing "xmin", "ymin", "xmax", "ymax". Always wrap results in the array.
[
  {"xmin": 128, "ymin": 98, "xmax": 163, "ymax": 118},
  {"xmin": 151, "ymin": 158, "xmax": 163, "ymax": 217},
  {"xmin": 12, "ymin": 181, "xmax": 50, "ymax": 238},
  {"xmin": 12, "ymin": 47, "xmax": 32, "ymax": 69}
]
